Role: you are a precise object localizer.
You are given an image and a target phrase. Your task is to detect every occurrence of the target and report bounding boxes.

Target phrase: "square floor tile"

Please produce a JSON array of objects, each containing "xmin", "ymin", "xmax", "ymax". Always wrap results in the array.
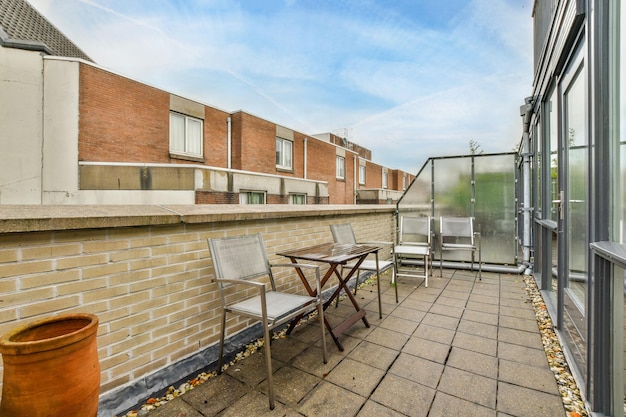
[
  {"xmin": 452, "ymin": 331, "xmax": 497, "ymax": 356},
  {"xmin": 388, "ymin": 352, "xmax": 443, "ymax": 388},
  {"xmin": 428, "ymin": 391, "xmax": 496, "ymax": 417},
  {"xmin": 498, "ymin": 359, "xmax": 559, "ymax": 394},
  {"xmin": 364, "ymin": 326, "xmax": 409, "ymax": 350},
  {"xmin": 258, "ymin": 365, "xmax": 321, "ymax": 404},
  {"xmin": 445, "ymin": 347, "xmax": 498, "ymax": 379},
  {"xmin": 379, "ymin": 315, "xmax": 419, "ymax": 335},
  {"xmin": 497, "ymin": 382, "xmax": 565, "ymax": 417},
  {"xmin": 457, "ymin": 319, "xmax": 497, "ymax": 340},
  {"xmin": 402, "ymin": 336, "xmax": 450, "ymax": 364},
  {"xmin": 356, "ymin": 400, "xmax": 407, "ymax": 417},
  {"xmin": 349, "ymin": 340, "xmax": 398, "ymax": 370},
  {"xmin": 437, "ymin": 367, "xmax": 496, "ymax": 409},
  {"xmin": 370, "ymin": 374, "xmax": 435, "ymax": 417},
  {"xmin": 325, "ymin": 357, "xmax": 386, "ymax": 397},
  {"xmin": 415, "ymin": 323, "xmax": 455, "ymax": 345},
  {"xmin": 420, "ymin": 312, "xmax": 460, "ymax": 331},
  {"xmin": 298, "ymin": 381, "xmax": 366, "ymax": 417}
]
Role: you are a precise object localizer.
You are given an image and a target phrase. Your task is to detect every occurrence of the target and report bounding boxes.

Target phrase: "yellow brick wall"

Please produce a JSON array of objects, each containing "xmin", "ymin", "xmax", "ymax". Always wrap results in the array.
[{"xmin": 0, "ymin": 206, "xmax": 395, "ymax": 403}]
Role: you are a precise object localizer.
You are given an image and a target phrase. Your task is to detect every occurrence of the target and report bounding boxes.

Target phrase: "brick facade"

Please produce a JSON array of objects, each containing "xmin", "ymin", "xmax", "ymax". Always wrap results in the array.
[{"xmin": 74, "ymin": 62, "xmax": 411, "ymax": 206}]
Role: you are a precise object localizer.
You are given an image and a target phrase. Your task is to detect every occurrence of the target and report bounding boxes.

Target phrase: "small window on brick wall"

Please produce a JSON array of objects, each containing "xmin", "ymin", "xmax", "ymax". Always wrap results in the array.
[
  {"xmin": 359, "ymin": 165, "xmax": 366, "ymax": 185},
  {"xmin": 336, "ymin": 156, "xmax": 345, "ymax": 179},
  {"xmin": 240, "ymin": 191, "xmax": 266, "ymax": 204},
  {"xmin": 170, "ymin": 112, "xmax": 203, "ymax": 158},
  {"xmin": 290, "ymin": 194, "xmax": 306, "ymax": 204},
  {"xmin": 276, "ymin": 137, "xmax": 293, "ymax": 170}
]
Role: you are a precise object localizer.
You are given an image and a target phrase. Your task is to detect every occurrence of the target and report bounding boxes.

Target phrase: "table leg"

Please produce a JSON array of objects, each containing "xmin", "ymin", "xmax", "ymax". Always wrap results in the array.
[
  {"xmin": 286, "ymin": 262, "xmax": 337, "ymax": 337},
  {"xmin": 286, "ymin": 255, "xmax": 372, "ymax": 351},
  {"xmin": 332, "ymin": 266, "xmax": 370, "ymax": 328}
]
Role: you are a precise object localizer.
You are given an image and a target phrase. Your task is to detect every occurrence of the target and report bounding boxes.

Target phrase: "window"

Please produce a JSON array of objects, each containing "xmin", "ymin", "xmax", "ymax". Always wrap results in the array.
[
  {"xmin": 276, "ymin": 137, "xmax": 293, "ymax": 170},
  {"xmin": 290, "ymin": 194, "xmax": 306, "ymax": 204},
  {"xmin": 336, "ymin": 156, "xmax": 345, "ymax": 179},
  {"xmin": 359, "ymin": 165, "xmax": 366, "ymax": 185},
  {"xmin": 170, "ymin": 112, "xmax": 203, "ymax": 157},
  {"xmin": 402, "ymin": 175, "xmax": 407, "ymax": 190},
  {"xmin": 382, "ymin": 170, "xmax": 388, "ymax": 189},
  {"xmin": 239, "ymin": 191, "xmax": 266, "ymax": 204}
]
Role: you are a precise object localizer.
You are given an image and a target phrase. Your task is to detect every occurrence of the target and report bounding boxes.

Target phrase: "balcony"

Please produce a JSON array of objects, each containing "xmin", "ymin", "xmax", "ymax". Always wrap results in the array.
[{"xmin": 0, "ymin": 153, "xmax": 585, "ymax": 417}]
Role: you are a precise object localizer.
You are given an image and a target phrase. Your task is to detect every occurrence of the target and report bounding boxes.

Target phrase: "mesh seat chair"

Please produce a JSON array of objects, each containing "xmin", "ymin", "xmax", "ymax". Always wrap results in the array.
[
  {"xmin": 439, "ymin": 216, "xmax": 482, "ymax": 280},
  {"xmin": 329, "ymin": 223, "xmax": 398, "ymax": 314},
  {"xmin": 208, "ymin": 233, "xmax": 327, "ymax": 410},
  {"xmin": 393, "ymin": 216, "xmax": 432, "ymax": 287}
]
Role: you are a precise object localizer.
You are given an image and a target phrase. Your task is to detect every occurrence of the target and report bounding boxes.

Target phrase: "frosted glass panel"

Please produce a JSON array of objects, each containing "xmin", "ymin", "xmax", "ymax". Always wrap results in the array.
[
  {"xmin": 398, "ymin": 153, "xmax": 517, "ymax": 265},
  {"xmin": 475, "ymin": 154, "xmax": 517, "ymax": 264},
  {"xmin": 433, "ymin": 157, "xmax": 472, "ymax": 218},
  {"xmin": 398, "ymin": 160, "xmax": 431, "ymax": 215}
]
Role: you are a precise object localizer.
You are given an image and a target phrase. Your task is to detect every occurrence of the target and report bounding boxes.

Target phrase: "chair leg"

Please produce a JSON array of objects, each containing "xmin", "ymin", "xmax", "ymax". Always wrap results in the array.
[
  {"xmin": 392, "ymin": 252, "xmax": 399, "ymax": 292},
  {"xmin": 318, "ymin": 302, "xmax": 328, "ymax": 364},
  {"xmin": 263, "ymin": 323, "xmax": 275, "ymax": 410},
  {"xmin": 393, "ymin": 266, "xmax": 398, "ymax": 303},
  {"xmin": 217, "ymin": 309, "xmax": 226, "ymax": 374},
  {"xmin": 424, "ymin": 254, "xmax": 429, "ymax": 287},
  {"xmin": 478, "ymin": 248, "xmax": 482, "ymax": 281},
  {"xmin": 440, "ymin": 242, "xmax": 444, "ymax": 277}
]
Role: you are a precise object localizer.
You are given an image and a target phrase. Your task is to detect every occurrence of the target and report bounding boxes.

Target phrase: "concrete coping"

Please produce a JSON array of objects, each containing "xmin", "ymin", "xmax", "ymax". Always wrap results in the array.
[{"xmin": 0, "ymin": 205, "xmax": 396, "ymax": 233}]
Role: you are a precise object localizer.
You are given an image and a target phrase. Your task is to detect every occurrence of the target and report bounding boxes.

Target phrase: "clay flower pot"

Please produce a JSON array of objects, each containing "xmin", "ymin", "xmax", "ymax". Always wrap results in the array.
[{"xmin": 0, "ymin": 313, "xmax": 100, "ymax": 417}]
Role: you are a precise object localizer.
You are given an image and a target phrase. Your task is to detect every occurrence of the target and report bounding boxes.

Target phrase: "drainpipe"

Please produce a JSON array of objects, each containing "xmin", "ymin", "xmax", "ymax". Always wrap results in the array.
[
  {"xmin": 304, "ymin": 138, "xmax": 309, "ymax": 180},
  {"xmin": 520, "ymin": 97, "xmax": 534, "ymax": 268},
  {"xmin": 227, "ymin": 117, "xmax": 232, "ymax": 170},
  {"xmin": 353, "ymin": 156, "xmax": 357, "ymax": 204}
]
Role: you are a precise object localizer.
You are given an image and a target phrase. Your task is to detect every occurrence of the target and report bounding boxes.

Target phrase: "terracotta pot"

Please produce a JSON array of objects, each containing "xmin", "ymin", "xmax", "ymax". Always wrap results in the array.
[{"xmin": 0, "ymin": 313, "xmax": 100, "ymax": 417}]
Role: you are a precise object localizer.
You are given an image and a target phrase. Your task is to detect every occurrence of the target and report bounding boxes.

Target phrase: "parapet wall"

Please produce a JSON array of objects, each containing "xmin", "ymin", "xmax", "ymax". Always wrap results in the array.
[{"xmin": 0, "ymin": 204, "xmax": 395, "ymax": 415}]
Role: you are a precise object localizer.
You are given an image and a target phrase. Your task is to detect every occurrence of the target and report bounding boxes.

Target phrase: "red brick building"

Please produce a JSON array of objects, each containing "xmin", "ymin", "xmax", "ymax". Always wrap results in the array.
[{"xmin": 0, "ymin": 0, "xmax": 414, "ymax": 206}]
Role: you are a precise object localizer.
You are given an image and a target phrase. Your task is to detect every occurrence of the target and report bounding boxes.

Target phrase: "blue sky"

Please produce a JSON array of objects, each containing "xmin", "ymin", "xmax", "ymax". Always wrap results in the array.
[{"xmin": 28, "ymin": 0, "xmax": 533, "ymax": 173}]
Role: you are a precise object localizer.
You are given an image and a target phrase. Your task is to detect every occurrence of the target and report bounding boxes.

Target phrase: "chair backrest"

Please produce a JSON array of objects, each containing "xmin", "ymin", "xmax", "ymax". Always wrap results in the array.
[
  {"xmin": 440, "ymin": 217, "xmax": 474, "ymax": 243},
  {"xmin": 330, "ymin": 224, "xmax": 358, "ymax": 245},
  {"xmin": 399, "ymin": 216, "xmax": 431, "ymax": 246},
  {"xmin": 208, "ymin": 233, "xmax": 274, "ymax": 287}
]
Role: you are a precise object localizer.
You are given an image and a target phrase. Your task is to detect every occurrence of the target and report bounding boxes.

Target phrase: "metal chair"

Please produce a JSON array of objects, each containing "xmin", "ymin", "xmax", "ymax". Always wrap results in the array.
[
  {"xmin": 439, "ymin": 216, "xmax": 482, "ymax": 280},
  {"xmin": 208, "ymin": 233, "xmax": 327, "ymax": 410},
  {"xmin": 329, "ymin": 223, "xmax": 398, "ymax": 313},
  {"xmin": 393, "ymin": 216, "xmax": 432, "ymax": 287}
]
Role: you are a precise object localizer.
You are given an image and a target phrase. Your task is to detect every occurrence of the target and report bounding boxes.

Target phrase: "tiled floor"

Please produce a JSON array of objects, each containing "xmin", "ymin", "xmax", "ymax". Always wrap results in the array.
[{"xmin": 142, "ymin": 269, "xmax": 567, "ymax": 417}]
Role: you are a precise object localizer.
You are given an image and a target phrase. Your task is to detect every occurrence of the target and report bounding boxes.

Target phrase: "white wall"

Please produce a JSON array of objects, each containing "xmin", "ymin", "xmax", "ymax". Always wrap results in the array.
[
  {"xmin": 0, "ymin": 46, "xmax": 44, "ymax": 203},
  {"xmin": 41, "ymin": 58, "xmax": 81, "ymax": 204}
]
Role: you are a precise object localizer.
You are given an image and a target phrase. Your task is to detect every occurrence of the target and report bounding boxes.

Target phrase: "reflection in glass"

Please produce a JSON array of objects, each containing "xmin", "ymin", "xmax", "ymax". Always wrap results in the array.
[
  {"xmin": 563, "ymin": 59, "xmax": 588, "ymax": 377},
  {"xmin": 548, "ymin": 87, "xmax": 559, "ymax": 223}
]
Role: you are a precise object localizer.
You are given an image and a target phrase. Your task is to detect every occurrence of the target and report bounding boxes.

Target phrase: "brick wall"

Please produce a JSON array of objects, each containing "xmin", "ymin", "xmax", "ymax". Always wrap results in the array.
[
  {"xmin": 79, "ymin": 64, "xmax": 230, "ymax": 167},
  {"xmin": 0, "ymin": 205, "xmax": 395, "ymax": 415},
  {"xmin": 79, "ymin": 65, "xmax": 170, "ymax": 163}
]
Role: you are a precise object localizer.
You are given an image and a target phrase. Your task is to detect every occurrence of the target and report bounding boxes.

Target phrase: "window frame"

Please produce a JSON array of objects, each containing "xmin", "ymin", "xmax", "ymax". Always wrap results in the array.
[
  {"xmin": 239, "ymin": 191, "xmax": 266, "ymax": 205},
  {"xmin": 336, "ymin": 156, "xmax": 345, "ymax": 180},
  {"xmin": 290, "ymin": 193, "xmax": 306, "ymax": 205},
  {"xmin": 359, "ymin": 165, "xmax": 366, "ymax": 185},
  {"xmin": 276, "ymin": 137, "xmax": 293, "ymax": 170},
  {"xmin": 169, "ymin": 112, "xmax": 203, "ymax": 158}
]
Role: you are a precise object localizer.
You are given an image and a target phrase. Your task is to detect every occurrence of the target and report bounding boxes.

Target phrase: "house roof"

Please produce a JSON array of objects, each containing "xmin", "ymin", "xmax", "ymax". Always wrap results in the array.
[{"xmin": 0, "ymin": 0, "xmax": 93, "ymax": 61}]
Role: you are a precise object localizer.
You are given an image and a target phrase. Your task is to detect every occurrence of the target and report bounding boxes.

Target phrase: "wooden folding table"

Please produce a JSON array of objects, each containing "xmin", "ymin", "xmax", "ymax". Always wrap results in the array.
[{"xmin": 278, "ymin": 242, "xmax": 381, "ymax": 351}]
